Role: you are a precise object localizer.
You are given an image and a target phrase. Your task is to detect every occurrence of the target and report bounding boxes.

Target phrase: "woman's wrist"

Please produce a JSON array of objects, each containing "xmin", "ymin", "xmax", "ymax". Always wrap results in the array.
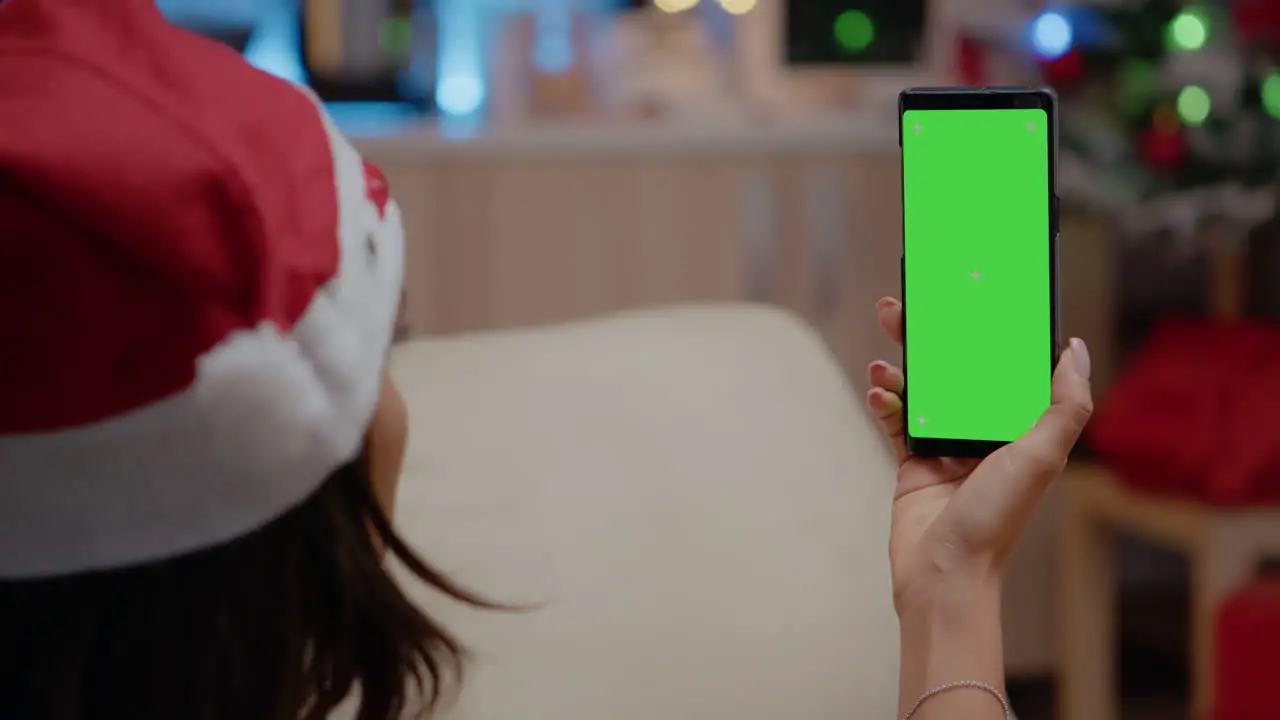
[{"xmin": 896, "ymin": 575, "xmax": 1007, "ymax": 718}]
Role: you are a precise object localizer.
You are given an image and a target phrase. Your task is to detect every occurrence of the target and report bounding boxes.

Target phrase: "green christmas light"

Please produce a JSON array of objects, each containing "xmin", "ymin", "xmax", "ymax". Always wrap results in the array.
[
  {"xmin": 1262, "ymin": 72, "xmax": 1280, "ymax": 119},
  {"xmin": 1118, "ymin": 60, "xmax": 1157, "ymax": 116},
  {"xmin": 1176, "ymin": 85, "xmax": 1211, "ymax": 125},
  {"xmin": 379, "ymin": 17, "xmax": 413, "ymax": 55},
  {"xmin": 1167, "ymin": 8, "xmax": 1209, "ymax": 52},
  {"xmin": 833, "ymin": 10, "xmax": 875, "ymax": 53}
]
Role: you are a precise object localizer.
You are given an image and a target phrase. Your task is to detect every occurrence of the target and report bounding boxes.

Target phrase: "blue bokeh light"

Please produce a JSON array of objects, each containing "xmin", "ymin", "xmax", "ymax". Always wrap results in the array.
[
  {"xmin": 437, "ymin": 75, "xmax": 486, "ymax": 116},
  {"xmin": 532, "ymin": 9, "xmax": 576, "ymax": 74},
  {"xmin": 532, "ymin": 34, "xmax": 575, "ymax": 74},
  {"xmin": 435, "ymin": 0, "xmax": 487, "ymax": 118},
  {"xmin": 161, "ymin": 0, "xmax": 655, "ymax": 120},
  {"xmin": 1031, "ymin": 11, "xmax": 1073, "ymax": 60},
  {"xmin": 241, "ymin": 3, "xmax": 305, "ymax": 84}
]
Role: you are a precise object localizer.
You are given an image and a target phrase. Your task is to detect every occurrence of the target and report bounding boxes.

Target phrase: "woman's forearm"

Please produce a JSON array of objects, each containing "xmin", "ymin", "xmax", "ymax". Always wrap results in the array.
[{"xmin": 897, "ymin": 579, "xmax": 1007, "ymax": 720}]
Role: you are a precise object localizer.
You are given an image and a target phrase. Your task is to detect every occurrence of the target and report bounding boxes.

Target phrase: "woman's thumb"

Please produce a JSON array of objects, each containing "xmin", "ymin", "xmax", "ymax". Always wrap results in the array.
[
  {"xmin": 1028, "ymin": 337, "xmax": 1094, "ymax": 459},
  {"xmin": 962, "ymin": 339, "xmax": 1093, "ymax": 537}
]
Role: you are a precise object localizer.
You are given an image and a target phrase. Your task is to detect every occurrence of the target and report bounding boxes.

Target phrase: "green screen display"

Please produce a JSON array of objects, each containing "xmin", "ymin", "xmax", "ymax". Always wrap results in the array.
[{"xmin": 901, "ymin": 108, "xmax": 1052, "ymax": 442}]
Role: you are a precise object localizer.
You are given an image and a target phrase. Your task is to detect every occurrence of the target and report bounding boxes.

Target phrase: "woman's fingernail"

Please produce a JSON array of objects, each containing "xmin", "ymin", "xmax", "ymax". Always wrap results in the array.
[
  {"xmin": 1069, "ymin": 337, "xmax": 1091, "ymax": 380},
  {"xmin": 885, "ymin": 392, "xmax": 902, "ymax": 411}
]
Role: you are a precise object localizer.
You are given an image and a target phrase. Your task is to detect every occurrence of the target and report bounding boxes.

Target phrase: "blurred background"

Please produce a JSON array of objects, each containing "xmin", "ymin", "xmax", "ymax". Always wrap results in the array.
[{"xmin": 161, "ymin": 0, "xmax": 1280, "ymax": 717}]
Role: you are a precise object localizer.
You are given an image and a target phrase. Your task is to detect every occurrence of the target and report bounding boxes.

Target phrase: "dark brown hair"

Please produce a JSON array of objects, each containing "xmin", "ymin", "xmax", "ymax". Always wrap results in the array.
[{"xmin": 0, "ymin": 459, "xmax": 492, "ymax": 720}]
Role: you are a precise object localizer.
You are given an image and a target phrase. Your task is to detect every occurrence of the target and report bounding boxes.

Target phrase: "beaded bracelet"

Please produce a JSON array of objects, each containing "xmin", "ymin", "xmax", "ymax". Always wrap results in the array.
[{"xmin": 901, "ymin": 680, "xmax": 1011, "ymax": 720}]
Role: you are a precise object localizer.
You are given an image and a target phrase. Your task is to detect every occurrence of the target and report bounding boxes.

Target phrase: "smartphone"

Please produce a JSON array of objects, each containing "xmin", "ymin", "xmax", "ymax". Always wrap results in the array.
[{"xmin": 898, "ymin": 86, "xmax": 1060, "ymax": 458}]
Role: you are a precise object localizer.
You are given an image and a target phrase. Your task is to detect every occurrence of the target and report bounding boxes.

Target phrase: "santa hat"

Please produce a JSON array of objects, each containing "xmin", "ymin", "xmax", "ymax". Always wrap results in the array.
[{"xmin": 0, "ymin": 0, "xmax": 404, "ymax": 578}]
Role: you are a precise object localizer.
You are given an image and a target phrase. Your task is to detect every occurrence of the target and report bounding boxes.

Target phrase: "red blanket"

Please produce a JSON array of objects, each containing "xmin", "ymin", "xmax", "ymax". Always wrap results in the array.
[{"xmin": 1088, "ymin": 319, "xmax": 1280, "ymax": 505}]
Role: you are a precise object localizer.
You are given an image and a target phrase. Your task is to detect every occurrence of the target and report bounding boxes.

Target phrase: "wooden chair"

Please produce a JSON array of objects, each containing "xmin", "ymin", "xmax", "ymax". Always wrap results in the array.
[{"xmin": 1058, "ymin": 238, "xmax": 1280, "ymax": 720}]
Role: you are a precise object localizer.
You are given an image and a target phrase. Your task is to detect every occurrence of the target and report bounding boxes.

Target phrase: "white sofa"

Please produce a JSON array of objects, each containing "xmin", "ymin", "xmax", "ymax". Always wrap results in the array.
[{"xmin": 385, "ymin": 303, "xmax": 900, "ymax": 719}]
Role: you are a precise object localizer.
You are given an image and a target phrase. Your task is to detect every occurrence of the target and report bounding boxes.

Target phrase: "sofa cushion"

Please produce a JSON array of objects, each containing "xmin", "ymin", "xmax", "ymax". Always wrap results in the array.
[{"xmin": 383, "ymin": 303, "xmax": 899, "ymax": 720}]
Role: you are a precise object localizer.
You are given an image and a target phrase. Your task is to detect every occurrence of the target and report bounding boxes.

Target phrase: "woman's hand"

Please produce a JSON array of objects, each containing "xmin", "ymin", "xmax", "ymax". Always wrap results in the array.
[
  {"xmin": 867, "ymin": 296, "xmax": 1093, "ymax": 612},
  {"xmin": 869, "ymin": 297, "xmax": 1093, "ymax": 719}
]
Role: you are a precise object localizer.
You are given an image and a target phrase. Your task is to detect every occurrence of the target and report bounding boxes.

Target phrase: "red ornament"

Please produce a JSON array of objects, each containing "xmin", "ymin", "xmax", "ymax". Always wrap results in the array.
[
  {"xmin": 1139, "ymin": 108, "xmax": 1186, "ymax": 172},
  {"xmin": 1234, "ymin": 0, "xmax": 1280, "ymax": 49},
  {"xmin": 955, "ymin": 36, "xmax": 986, "ymax": 86},
  {"xmin": 1039, "ymin": 48, "xmax": 1084, "ymax": 88},
  {"xmin": 1140, "ymin": 127, "xmax": 1185, "ymax": 171}
]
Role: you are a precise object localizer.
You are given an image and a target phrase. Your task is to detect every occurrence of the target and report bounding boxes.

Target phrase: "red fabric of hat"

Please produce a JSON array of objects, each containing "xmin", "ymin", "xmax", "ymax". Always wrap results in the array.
[{"xmin": 0, "ymin": 0, "xmax": 404, "ymax": 578}]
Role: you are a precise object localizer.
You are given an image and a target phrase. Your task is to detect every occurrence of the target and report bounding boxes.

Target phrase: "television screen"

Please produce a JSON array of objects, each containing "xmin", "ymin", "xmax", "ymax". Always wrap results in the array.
[{"xmin": 784, "ymin": 0, "xmax": 926, "ymax": 65}]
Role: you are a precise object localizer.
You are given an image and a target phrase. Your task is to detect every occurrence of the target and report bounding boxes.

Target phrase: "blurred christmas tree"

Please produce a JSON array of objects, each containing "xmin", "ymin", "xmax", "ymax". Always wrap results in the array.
[{"xmin": 960, "ymin": 0, "xmax": 1280, "ymax": 211}]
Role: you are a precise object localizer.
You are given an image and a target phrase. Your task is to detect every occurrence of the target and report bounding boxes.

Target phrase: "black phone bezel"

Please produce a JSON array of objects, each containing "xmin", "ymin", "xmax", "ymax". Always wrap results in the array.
[{"xmin": 897, "ymin": 86, "xmax": 1061, "ymax": 459}]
